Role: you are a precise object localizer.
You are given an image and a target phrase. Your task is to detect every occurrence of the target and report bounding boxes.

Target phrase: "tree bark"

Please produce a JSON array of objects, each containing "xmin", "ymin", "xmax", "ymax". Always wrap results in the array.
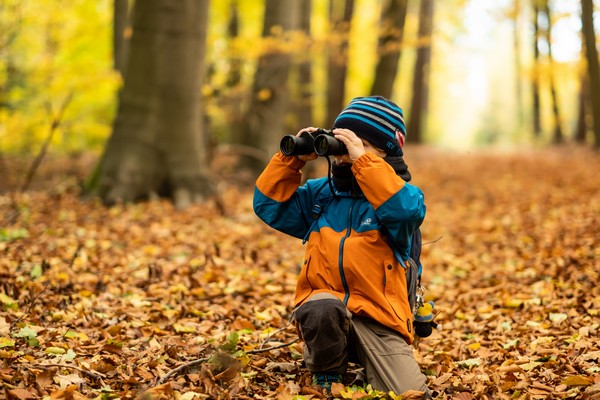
[
  {"xmin": 407, "ymin": 0, "xmax": 434, "ymax": 144},
  {"xmin": 575, "ymin": 73, "xmax": 588, "ymax": 143},
  {"xmin": 89, "ymin": 0, "xmax": 213, "ymax": 208},
  {"xmin": 326, "ymin": 0, "xmax": 354, "ymax": 126},
  {"xmin": 296, "ymin": 0, "xmax": 318, "ymax": 181},
  {"xmin": 513, "ymin": 0, "xmax": 524, "ymax": 131},
  {"xmin": 542, "ymin": 0, "xmax": 564, "ymax": 144},
  {"xmin": 296, "ymin": 0, "xmax": 313, "ymax": 129},
  {"xmin": 581, "ymin": 0, "xmax": 600, "ymax": 148},
  {"xmin": 236, "ymin": 0, "xmax": 299, "ymax": 173},
  {"xmin": 370, "ymin": 0, "xmax": 408, "ymax": 99},
  {"xmin": 532, "ymin": 0, "xmax": 542, "ymax": 138},
  {"xmin": 113, "ymin": 0, "xmax": 130, "ymax": 77}
]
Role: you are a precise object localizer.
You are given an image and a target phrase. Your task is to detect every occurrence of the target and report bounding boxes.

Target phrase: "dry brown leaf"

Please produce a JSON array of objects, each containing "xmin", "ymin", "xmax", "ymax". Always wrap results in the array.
[
  {"xmin": 49, "ymin": 384, "xmax": 77, "ymax": 399},
  {"xmin": 7, "ymin": 389, "xmax": 37, "ymax": 400},
  {"xmin": 401, "ymin": 390, "xmax": 428, "ymax": 399},
  {"xmin": 452, "ymin": 392, "xmax": 474, "ymax": 400}
]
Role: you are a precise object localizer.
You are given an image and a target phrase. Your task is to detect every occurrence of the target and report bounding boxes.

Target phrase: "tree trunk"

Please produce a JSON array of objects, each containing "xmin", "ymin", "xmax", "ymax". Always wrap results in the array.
[
  {"xmin": 236, "ymin": 0, "xmax": 298, "ymax": 173},
  {"xmin": 113, "ymin": 0, "xmax": 130, "ymax": 77},
  {"xmin": 295, "ymin": 0, "xmax": 318, "ymax": 181},
  {"xmin": 226, "ymin": 0, "xmax": 241, "ymax": 91},
  {"xmin": 407, "ymin": 0, "xmax": 434, "ymax": 144},
  {"xmin": 513, "ymin": 0, "xmax": 524, "ymax": 131},
  {"xmin": 218, "ymin": 0, "xmax": 244, "ymax": 147},
  {"xmin": 542, "ymin": 0, "xmax": 564, "ymax": 144},
  {"xmin": 581, "ymin": 0, "xmax": 600, "ymax": 148},
  {"xmin": 370, "ymin": 0, "xmax": 408, "ymax": 99},
  {"xmin": 575, "ymin": 73, "xmax": 588, "ymax": 143},
  {"xmin": 296, "ymin": 0, "xmax": 313, "ymax": 129},
  {"xmin": 532, "ymin": 0, "xmax": 542, "ymax": 138},
  {"xmin": 326, "ymin": 0, "xmax": 354, "ymax": 126},
  {"xmin": 88, "ymin": 0, "xmax": 213, "ymax": 208}
]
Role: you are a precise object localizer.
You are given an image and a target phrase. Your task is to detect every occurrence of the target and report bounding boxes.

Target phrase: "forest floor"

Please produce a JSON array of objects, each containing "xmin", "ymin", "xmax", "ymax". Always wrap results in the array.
[{"xmin": 1, "ymin": 146, "xmax": 599, "ymax": 400}]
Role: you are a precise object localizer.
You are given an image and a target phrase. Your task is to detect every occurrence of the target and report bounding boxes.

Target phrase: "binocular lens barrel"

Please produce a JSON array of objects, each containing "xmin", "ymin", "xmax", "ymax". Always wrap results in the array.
[
  {"xmin": 280, "ymin": 133, "xmax": 315, "ymax": 156},
  {"xmin": 280, "ymin": 135, "xmax": 298, "ymax": 156},
  {"xmin": 314, "ymin": 134, "xmax": 347, "ymax": 156},
  {"xmin": 279, "ymin": 129, "xmax": 347, "ymax": 156}
]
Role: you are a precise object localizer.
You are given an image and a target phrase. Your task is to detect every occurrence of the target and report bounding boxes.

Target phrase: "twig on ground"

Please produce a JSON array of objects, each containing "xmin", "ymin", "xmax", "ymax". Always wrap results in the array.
[
  {"xmin": 156, "ymin": 356, "xmax": 210, "ymax": 385},
  {"xmin": 154, "ymin": 338, "xmax": 300, "ymax": 386},
  {"xmin": 15, "ymin": 363, "xmax": 106, "ymax": 381},
  {"xmin": 249, "ymin": 338, "xmax": 299, "ymax": 354},
  {"xmin": 258, "ymin": 320, "xmax": 294, "ymax": 349}
]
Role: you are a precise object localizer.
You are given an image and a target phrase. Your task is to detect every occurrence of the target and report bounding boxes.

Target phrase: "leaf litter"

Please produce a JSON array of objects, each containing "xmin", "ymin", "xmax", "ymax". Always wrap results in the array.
[{"xmin": 0, "ymin": 147, "xmax": 599, "ymax": 399}]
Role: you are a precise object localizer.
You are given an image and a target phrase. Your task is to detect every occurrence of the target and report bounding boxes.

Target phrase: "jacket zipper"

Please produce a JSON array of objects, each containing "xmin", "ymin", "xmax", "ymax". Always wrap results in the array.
[{"xmin": 339, "ymin": 198, "xmax": 356, "ymax": 305}]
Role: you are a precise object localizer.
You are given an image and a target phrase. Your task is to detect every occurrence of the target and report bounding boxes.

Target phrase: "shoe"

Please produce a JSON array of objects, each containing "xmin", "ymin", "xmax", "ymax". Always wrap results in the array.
[{"xmin": 312, "ymin": 372, "xmax": 342, "ymax": 391}]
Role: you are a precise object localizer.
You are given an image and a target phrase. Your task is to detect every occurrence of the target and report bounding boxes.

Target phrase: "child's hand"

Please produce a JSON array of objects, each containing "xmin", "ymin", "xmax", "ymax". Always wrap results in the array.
[
  {"xmin": 296, "ymin": 127, "xmax": 318, "ymax": 162},
  {"xmin": 332, "ymin": 129, "xmax": 366, "ymax": 161}
]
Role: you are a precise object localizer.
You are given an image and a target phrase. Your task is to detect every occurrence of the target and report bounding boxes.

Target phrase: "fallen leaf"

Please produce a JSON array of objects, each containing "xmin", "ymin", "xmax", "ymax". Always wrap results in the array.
[
  {"xmin": 7, "ymin": 388, "xmax": 37, "ymax": 400},
  {"xmin": 561, "ymin": 375, "xmax": 592, "ymax": 387},
  {"xmin": 0, "ymin": 337, "xmax": 15, "ymax": 348},
  {"xmin": 45, "ymin": 346, "xmax": 66, "ymax": 355}
]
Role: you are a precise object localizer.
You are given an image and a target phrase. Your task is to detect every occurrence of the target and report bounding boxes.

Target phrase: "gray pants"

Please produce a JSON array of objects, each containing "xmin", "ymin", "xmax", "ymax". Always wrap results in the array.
[{"xmin": 294, "ymin": 293, "xmax": 430, "ymax": 395}]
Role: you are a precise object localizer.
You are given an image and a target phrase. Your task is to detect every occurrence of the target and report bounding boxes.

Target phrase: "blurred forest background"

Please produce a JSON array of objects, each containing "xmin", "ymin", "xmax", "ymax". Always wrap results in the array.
[{"xmin": 1, "ymin": 0, "xmax": 599, "ymax": 206}]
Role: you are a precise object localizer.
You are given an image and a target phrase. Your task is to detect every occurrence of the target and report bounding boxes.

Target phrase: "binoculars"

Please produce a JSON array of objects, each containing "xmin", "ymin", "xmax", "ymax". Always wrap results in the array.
[{"xmin": 280, "ymin": 128, "xmax": 347, "ymax": 156}]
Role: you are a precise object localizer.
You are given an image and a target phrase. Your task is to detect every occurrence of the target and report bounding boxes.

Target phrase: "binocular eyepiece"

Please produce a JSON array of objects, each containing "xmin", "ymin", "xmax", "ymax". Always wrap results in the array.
[{"xmin": 280, "ymin": 128, "xmax": 347, "ymax": 157}]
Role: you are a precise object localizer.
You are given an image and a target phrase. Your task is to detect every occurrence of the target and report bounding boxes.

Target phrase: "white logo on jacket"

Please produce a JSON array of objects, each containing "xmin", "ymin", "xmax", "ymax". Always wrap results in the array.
[{"xmin": 360, "ymin": 218, "xmax": 374, "ymax": 227}]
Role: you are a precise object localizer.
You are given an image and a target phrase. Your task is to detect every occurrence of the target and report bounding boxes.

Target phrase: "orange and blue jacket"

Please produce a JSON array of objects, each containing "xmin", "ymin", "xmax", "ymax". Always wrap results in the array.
[{"xmin": 253, "ymin": 151, "xmax": 426, "ymax": 343}]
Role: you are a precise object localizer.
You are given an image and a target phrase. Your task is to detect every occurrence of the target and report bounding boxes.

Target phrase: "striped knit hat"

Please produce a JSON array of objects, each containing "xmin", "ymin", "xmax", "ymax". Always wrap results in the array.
[{"xmin": 333, "ymin": 96, "xmax": 406, "ymax": 156}]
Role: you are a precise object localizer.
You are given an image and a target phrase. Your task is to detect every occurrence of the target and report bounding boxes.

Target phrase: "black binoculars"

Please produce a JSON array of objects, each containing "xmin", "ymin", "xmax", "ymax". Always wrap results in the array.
[{"xmin": 280, "ymin": 128, "xmax": 347, "ymax": 156}]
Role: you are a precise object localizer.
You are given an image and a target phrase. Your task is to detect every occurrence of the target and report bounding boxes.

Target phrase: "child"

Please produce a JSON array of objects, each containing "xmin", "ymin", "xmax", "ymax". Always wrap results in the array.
[{"xmin": 253, "ymin": 96, "xmax": 431, "ymax": 397}]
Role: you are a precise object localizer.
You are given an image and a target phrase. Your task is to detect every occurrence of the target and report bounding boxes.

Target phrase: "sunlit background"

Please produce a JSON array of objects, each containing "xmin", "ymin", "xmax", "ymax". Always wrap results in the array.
[{"xmin": 0, "ymin": 0, "xmax": 592, "ymax": 153}]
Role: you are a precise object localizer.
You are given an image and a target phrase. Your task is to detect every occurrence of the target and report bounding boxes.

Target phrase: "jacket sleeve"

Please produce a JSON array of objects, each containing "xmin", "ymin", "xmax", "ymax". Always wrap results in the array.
[
  {"xmin": 253, "ymin": 152, "xmax": 319, "ymax": 239},
  {"xmin": 352, "ymin": 153, "xmax": 426, "ymax": 260}
]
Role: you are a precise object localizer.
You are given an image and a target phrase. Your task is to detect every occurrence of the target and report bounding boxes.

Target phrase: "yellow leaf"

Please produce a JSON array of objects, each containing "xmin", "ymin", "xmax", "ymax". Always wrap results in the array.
[
  {"xmin": 519, "ymin": 361, "xmax": 543, "ymax": 371},
  {"xmin": 467, "ymin": 342, "xmax": 481, "ymax": 350},
  {"xmin": 45, "ymin": 346, "xmax": 66, "ymax": 354},
  {"xmin": 504, "ymin": 298, "xmax": 523, "ymax": 308},
  {"xmin": 0, "ymin": 337, "xmax": 15, "ymax": 348},
  {"xmin": 560, "ymin": 375, "xmax": 591, "ymax": 386},
  {"xmin": 0, "ymin": 293, "xmax": 18, "ymax": 310},
  {"xmin": 173, "ymin": 323, "xmax": 196, "ymax": 333}
]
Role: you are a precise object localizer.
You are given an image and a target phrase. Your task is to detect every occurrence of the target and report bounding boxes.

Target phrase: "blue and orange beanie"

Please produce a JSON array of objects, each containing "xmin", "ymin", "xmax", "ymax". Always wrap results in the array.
[{"xmin": 333, "ymin": 95, "xmax": 407, "ymax": 157}]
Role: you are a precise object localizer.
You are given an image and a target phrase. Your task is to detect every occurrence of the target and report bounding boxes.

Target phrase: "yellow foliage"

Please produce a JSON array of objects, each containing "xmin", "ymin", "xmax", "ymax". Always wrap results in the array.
[{"xmin": 0, "ymin": 0, "xmax": 119, "ymax": 154}]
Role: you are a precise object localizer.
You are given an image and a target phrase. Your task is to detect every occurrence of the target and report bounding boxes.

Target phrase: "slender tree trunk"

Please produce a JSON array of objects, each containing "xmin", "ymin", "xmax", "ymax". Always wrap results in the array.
[
  {"xmin": 581, "ymin": 0, "xmax": 600, "ymax": 148},
  {"xmin": 370, "ymin": 0, "xmax": 408, "ymax": 99},
  {"xmin": 222, "ymin": 0, "xmax": 243, "ymax": 145},
  {"xmin": 513, "ymin": 0, "xmax": 524, "ymax": 131},
  {"xmin": 296, "ymin": 0, "xmax": 313, "ymax": 129},
  {"xmin": 326, "ymin": 0, "xmax": 354, "ymax": 125},
  {"xmin": 575, "ymin": 32, "xmax": 590, "ymax": 144},
  {"xmin": 88, "ymin": 0, "xmax": 213, "ymax": 208},
  {"xmin": 237, "ymin": 0, "xmax": 298, "ymax": 172},
  {"xmin": 113, "ymin": 0, "xmax": 130, "ymax": 77},
  {"xmin": 226, "ymin": 0, "xmax": 241, "ymax": 90},
  {"xmin": 296, "ymin": 0, "xmax": 318, "ymax": 181},
  {"xmin": 407, "ymin": 0, "xmax": 434, "ymax": 144},
  {"xmin": 575, "ymin": 73, "xmax": 588, "ymax": 143},
  {"xmin": 542, "ymin": 0, "xmax": 564, "ymax": 144},
  {"xmin": 532, "ymin": 0, "xmax": 542, "ymax": 138}
]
